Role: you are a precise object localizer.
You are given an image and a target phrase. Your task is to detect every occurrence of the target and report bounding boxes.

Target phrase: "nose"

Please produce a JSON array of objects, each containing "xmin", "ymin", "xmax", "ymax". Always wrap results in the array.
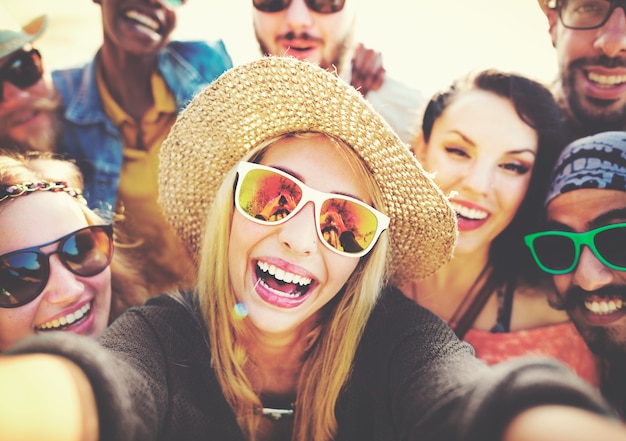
[
  {"xmin": 285, "ymin": 0, "xmax": 314, "ymax": 31},
  {"xmin": 1, "ymin": 81, "xmax": 31, "ymax": 104},
  {"xmin": 571, "ymin": 245, "xmax": 615, "ymax": 291},
  {"xmin": 461, "ymin": 161, "xmax": 494, "ymax": 196},
  {"xmin": 594, "ymin": 7, "xmax": 626, "ymax": 57},
  {"xmin": 278, "ymin": 201, "xmax": 319, "ymax": 256},
  {"xmin": 40, "ymin": 255, "xmax": 85, "ymax": 306}
]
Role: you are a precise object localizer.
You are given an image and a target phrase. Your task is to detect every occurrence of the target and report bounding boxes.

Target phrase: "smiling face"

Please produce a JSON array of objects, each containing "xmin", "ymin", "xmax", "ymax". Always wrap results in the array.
[
  {"xmin": 0, "ymin": 193, "xmax": 111, "ymax": 351},
  {"xmin": 0, "ymin": 48, "xmax": 59, "ymax": 152},
  {"xmin": 547, "ymin": 4, "xmax": 626, "ymax": 131},
  {"xmin": 95, "ymin": 0, "xmax": 178, "ymax": 56},
  {"xmin": 415, "ymin": 90, "xmax": 538, "ymax": 257},
  {"xmin": 228, "ymin": 134, "xmax": 367, "ymax": 337},
  {"xmin": 547, "ymin": 188, "xmax": 626, "ymax": 357},
  {"xmin": 253, "ymin": 0, "xmax": 356, "ymax": 70}
]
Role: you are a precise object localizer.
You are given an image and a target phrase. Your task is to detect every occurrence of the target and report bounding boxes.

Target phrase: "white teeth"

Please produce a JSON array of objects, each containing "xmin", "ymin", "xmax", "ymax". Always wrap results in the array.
[
  {"xmin": 256, "ymin": 261, "xmax": 312, "ymax": 287},
  {"xmin": 37, "ymin": 303, "xmax": 91, "ymax": 331},
  {"xmin": 450, "ymin": 202, "xmax": 488, "ymax": 220},
  {"xmin": 587, "ymin": 72, "xmax": 626, "ymax": 87},
  {"xmin": 125, "ymin": 10, "xmax": 159, "ymax": 31},
  {"xmin": 584, "ymin": 298, "xmax": 624, "ymax": 315}
]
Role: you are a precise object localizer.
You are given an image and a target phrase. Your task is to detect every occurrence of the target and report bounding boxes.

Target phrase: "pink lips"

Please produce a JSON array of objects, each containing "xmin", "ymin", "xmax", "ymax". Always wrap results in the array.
[
  {"xmin": 252, "ymin": 260, "xmax": 314, "ymax": 309},
  {"xmin": 451, "ymin": 201, "xmax": 490, "ymax": 232},
  {"xmin": 580, "ymin": 307, "xmax": 626, "ymax": 327},
  {"xmin": 255, "ymin": 279, "xmax": 310, "ymax": 308},
  {"xmin": 581, "ymin": 68, "xmax": 626, "ymax": 101}
]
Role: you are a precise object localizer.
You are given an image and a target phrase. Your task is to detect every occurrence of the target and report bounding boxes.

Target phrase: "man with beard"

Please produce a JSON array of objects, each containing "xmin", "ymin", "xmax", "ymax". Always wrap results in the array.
[
  {"xmin": 524, "ymin": 131, "xmax": 626, "ymax": 418},
  {"xmin": 538, "ymin": 0, "xmax": 626, "ymax": 141},
  {"xmin": 252, "ymin": 0, "xmax": 423, "ymax": 145},
  {"xmin": 0, "ymin": 10, "xmax": 61, "ymax": 152}
]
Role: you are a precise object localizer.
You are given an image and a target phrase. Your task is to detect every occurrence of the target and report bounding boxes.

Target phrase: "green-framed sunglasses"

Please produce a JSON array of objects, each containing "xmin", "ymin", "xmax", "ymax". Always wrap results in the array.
[{"xmin": 524, "ymin": 223, "xmax": 626, "ymax": 275}]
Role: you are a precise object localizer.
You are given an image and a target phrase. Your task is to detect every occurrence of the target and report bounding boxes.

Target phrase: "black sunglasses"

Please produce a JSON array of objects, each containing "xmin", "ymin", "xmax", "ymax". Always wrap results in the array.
[
  {"xmin": 548, "ymin": 0, "xmax": 626, "ymax": 30},
  {"xmin": 253, "ymin": 0, "xmax": 345, "ymax": 13},
  {"xmin": 0, "ymin": 48, "xmax": 43, "ymax": 102},
  {"xmin": 0, "ymin": 225, "xmax": 113, "ymax": 309}
]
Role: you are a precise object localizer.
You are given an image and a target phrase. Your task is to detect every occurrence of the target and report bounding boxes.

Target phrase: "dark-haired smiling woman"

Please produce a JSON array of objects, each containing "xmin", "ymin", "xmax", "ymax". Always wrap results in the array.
[
  {"xmin": 401, "ymin": 69, "xmax": 600, "ymax": 386},
  {"xmin": 1, "ymin": 58, "xmax": 625, "ymax": 441}
]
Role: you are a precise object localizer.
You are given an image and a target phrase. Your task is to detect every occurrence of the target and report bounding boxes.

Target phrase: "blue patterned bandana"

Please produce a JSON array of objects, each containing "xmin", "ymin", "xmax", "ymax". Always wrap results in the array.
[{"xmin": 545, "ymin": 131, "xmax": 626, "ymax": 206}]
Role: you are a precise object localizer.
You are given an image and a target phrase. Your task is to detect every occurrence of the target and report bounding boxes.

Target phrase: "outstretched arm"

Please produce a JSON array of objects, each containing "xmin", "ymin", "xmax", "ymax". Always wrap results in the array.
[{"xmin": 504, "ymin": 405, "xmax": 626, "ymax": 441}]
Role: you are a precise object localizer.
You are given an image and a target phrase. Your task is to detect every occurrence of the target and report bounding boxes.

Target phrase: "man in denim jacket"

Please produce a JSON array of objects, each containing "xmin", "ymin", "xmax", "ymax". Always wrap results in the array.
[{"xmin": 52, "ymin": 0, "xmax": 232, "ymax": 296}]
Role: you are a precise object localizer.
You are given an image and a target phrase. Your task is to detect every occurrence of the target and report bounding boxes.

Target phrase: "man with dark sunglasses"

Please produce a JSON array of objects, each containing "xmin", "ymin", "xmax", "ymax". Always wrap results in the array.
[
  {"xmin": 252, "ymin": 0, "xmax": 423, "ymax": 145},
  {"xmin": 525, "ymin": 131, "xmax": 626, "ymax": 418},
  {"xmin": 0, "ymin": 9, "xmax": 61, "ymax": 153},
  {"xmin": 537, "ymin": 0, "xmax": 626, "ymax": 141}
]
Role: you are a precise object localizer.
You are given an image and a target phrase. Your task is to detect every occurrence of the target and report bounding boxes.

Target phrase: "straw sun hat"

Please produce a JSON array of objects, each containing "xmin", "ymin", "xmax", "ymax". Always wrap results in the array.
[
  {"xmin": 0, "ymin": 7, "xmax": 47, "ymax": 60},
  {"xmin": 159, "ymin": 56, "xmax": 457, "ymax": 284}
]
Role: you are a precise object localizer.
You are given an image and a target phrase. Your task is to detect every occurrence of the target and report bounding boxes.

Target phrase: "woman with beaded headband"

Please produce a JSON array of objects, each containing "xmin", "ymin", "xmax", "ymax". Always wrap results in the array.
[
  {"xmin": 0, "ymin": 151, "xmax": 147, "ymax": 351},
  {"xmin": 0, "ymin": 58, "xmax": 625, "ymax": 441}
]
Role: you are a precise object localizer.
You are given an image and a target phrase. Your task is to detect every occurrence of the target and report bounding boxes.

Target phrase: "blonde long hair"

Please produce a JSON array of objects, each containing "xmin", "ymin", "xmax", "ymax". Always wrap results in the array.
[{"xmin": 197, "ymin": 133, "xmax": 390, "ymax": 440}]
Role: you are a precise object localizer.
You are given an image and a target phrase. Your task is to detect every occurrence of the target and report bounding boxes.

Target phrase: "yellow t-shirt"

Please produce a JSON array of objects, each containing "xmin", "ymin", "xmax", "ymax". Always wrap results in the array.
[{"xmin": 97, "ymin": 66, "xmax": 195, "ymax": 296}]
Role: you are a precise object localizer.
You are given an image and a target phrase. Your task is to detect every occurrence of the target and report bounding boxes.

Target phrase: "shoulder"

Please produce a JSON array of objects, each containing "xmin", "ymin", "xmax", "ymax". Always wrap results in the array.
[
  {"xmin": 511, "ymin": 281, "xmax": 569, "ymax": 330},
  {"xmin": 166, "ymin": 40, "xmax": 232, "ymax": 67},
  {"xmin": 103, "ymin": 293, "xmax": 206, "ymax": 350},
  {"xmin": 359, "ymin": 287, "xmax": 474, "ymax": 364},
  {"xmin": 52, "ymin": 63, "xmax": 90, "ymax": 93}
]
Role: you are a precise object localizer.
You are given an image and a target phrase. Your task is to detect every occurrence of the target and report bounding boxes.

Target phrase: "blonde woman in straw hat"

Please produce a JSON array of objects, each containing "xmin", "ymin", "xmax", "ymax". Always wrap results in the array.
[
  {"xmin": 1, "ymin": 57, "xmax": 626, "ymax": 441},
  {"xmin": 0, "ymin": 7, "xmax": 61, "ymax": 153}
]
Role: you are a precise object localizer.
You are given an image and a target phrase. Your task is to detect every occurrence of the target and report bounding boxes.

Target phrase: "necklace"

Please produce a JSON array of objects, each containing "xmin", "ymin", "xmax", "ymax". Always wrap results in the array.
[{"xmin": 260, "ymin": 406, "xmax": 295, "ymax": 421}]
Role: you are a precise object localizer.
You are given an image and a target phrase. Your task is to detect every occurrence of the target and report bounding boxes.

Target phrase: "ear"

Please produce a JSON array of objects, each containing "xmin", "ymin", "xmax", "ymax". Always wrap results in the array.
[
  {"xmin": 411, "ymin": 131, "xmax": 427, "ymax": 162},
  {"xmin": 541, "ymin": 8, "xmax": 560, "ymax": 47}
]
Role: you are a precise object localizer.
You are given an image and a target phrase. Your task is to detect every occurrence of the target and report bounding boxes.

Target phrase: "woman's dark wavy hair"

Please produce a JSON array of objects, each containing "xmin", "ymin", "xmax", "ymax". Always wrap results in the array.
[{"xmin": 422, "ymin": 69, "xmax": 567, "ymax": 285}]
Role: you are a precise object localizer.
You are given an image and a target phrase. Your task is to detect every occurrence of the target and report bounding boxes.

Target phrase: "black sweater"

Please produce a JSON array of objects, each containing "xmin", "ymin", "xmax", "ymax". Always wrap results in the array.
[{"xmin": 9, "ymin": 287, "xmax": 613, "ymax": 441}]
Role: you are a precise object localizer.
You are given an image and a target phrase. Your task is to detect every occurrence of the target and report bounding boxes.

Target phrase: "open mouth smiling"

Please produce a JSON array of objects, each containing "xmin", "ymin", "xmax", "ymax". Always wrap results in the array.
[
  {"xmin": 583, "ymin": 296, "xmax": 625, "ymax": 315},
  {"xmin": 255, "ymin": 260, "xmax": 313, "ymax": 299},
  {"xmin": 450, "ymin": 202, "xmax": 488, "ymax": 221},
  {"xmin": 35, "ymin": 302, "xmax": 92, "ymax": 332},
  {"xmin": 125, "ymin": 10, "xmax": 161, "ymax": 33},
  {"xmin": 587, "ymin": 72, "xmax": 626, "ymax": 88}
]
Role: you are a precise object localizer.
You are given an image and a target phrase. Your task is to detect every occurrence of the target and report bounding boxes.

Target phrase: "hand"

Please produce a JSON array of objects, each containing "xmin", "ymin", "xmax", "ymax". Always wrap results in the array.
[
  {"xmin": 350, "ymin": 43, "xmax": 385, "ymax": 97},
  {"xmin": 504, "ymin": 405, "xmax": 626, "ymax": 441},
  {"xmin": 0, "ymin": 354, "xmax": 98, "ymax": 441}
]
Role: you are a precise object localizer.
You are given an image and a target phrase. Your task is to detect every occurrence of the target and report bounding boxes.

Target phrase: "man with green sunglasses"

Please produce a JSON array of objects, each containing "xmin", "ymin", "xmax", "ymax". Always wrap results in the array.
[{"xmin": 525, "ymin": 130, "xmax": 626, "ymax": 418}]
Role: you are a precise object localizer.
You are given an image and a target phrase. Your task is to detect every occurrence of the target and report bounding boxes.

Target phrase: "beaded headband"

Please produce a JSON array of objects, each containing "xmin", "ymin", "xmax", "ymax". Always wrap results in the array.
[{"xmin": 0, "ymin": 181, "xmax": 86, "ymax": 205}]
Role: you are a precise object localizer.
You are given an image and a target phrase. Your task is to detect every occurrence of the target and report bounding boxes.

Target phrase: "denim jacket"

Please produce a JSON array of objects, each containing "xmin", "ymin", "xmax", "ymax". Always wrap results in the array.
[{"xmin": 52, "ymin": 40, "xmax": 233, "ymax": 213}]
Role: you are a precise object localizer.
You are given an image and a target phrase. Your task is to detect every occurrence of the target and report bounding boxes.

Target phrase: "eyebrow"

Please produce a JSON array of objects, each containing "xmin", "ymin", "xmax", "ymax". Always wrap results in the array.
[
  {"xmin": 508, "ymin": 148, "xmax": 537, "ymax": 156},
  {"xmin": 547, "ymin": 207, "xmax": 626, "ymax": 231},
  {"xmin": 590, "ymin": 207, "xmax": 626, "ymax": 229},
  {"xmin": 448, "ymin": 130, "xmax": 537, "ymax": 156},
  {"xmin": 269, "ymin": 165, "xmax": 366, "ymax": 202}
]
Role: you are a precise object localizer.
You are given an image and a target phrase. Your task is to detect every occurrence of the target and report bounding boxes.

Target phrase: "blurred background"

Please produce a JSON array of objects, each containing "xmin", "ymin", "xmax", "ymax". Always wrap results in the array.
[{"xmin": 4, "ymin": 0, "xmax": 556, "ymax": 99}]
